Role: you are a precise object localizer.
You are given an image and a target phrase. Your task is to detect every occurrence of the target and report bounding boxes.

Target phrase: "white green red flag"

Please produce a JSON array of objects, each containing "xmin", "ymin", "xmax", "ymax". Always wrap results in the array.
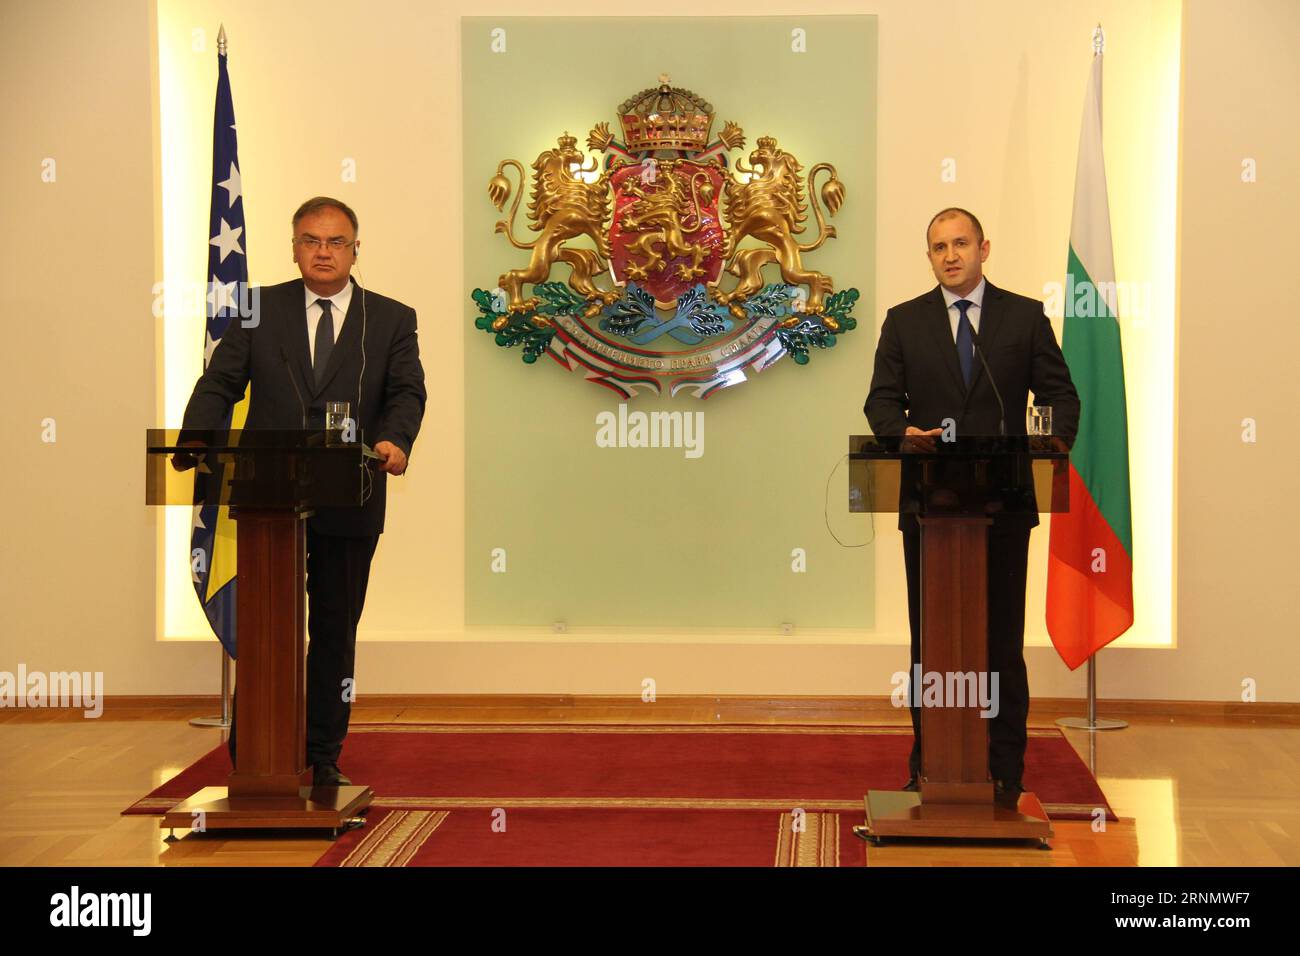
[{"xmin": 1046, "ymin": 36, "xmax": 1135, "ymax": 669}]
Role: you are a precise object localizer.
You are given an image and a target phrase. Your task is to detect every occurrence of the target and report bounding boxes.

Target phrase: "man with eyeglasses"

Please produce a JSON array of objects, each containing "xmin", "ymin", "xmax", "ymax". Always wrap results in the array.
[{"xmin": 179, "ymin": 196, "xmax": 427, "ymax": 787}]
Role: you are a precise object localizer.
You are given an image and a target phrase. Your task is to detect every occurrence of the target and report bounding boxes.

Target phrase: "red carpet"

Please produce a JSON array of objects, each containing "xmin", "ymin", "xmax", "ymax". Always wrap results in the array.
[
  {"xmin": 125, "ymin": 723, "xmax": 1115, "ymax": 864},
  {"xmin": 127, "ymin": 723, "xmax": 1113, "ymax": 815}
]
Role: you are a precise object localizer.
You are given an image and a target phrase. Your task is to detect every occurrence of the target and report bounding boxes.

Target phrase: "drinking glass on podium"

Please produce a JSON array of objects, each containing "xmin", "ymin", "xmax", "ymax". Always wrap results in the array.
[
  {"xmin": 326, "ymin": 401, "xmax": 352, "ymax": 446},
  {"xmin": 1027, "ymin": 404, "xmax": 1053, "ymax": 436}
]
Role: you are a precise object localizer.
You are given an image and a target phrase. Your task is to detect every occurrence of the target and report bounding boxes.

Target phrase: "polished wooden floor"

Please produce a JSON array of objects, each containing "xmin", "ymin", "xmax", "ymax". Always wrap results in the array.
[{"xmin": 1, "ymin": 697, "xmax": 1296, "ymax": 867}]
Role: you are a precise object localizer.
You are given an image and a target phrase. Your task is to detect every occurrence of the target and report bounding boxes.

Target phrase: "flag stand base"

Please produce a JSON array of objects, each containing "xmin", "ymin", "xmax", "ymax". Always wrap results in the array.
[
  {"xmin": 189, "ymin": 716, "xmax": 231, "ymax": 728},
  {"xmin": 1056, "ymin": 716, "xmax": 1127, "ymax": 731},
  {"xmin": 1056, "ymin": 656, "xmax": 1128, "ymax": 732}
]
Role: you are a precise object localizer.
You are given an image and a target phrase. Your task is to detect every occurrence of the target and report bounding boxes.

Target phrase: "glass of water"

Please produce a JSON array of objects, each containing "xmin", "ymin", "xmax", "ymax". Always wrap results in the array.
[
  {"xmin": 1026, "ymin": 405, "xmax": 1053, "ymax": 436},
  {"xmin": 325, "ymin": 401, "xmax": 352, "ymax": 445}
]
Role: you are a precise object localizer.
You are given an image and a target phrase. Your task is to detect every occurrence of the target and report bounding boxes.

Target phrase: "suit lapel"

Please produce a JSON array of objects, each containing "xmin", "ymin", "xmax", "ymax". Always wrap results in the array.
[
  {"xmin": 311, "ymin": 277, "xmax": 362, "ymax": 397},
  {"xmin": 966, "ymin": 279, "xmax": 1004, "ymax": 397},
  {"xmin": 923, "ymin": 286, "xmax": 966, "ymax": 396},
  {"xmin": 279, "ymin": 280, "xmax": 315, "ymax": 396}
]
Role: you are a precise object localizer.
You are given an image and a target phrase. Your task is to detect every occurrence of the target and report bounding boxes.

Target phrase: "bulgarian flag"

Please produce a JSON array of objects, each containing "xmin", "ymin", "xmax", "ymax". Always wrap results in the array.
[{"xmin": 1046, "ymin": 34, "xmax": 1134, "ymax": 670}]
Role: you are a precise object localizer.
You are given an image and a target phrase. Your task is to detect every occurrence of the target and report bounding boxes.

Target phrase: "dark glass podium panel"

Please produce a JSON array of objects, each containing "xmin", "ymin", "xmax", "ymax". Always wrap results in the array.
[
  {"xmin": 847, "ymin": 434, "xmax": 1070, "ymax": 516},
  {"xmin": 145, "ymin": 429, "xmax": 370, "ymax": 509}
]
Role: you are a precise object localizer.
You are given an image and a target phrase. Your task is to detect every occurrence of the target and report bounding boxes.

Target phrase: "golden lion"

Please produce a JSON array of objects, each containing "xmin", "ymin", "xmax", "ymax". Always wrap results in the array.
[
  {"xmin": 488, "ymin": 133, "xmax": 619, "ymax": 324},
  {"xmin": 713, "ymin": 136, "xmax": 845, "ymax": 326}
]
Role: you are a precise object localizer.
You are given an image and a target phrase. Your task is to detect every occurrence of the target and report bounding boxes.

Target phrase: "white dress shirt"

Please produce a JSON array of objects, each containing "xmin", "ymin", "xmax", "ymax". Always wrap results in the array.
[
  {"xmin": 305, "ymin": 280, "xmax": 353, "ymax": 365},
  {"xmin": 940, "ymin": 276, "xmax": 986, "ymax": 342}
]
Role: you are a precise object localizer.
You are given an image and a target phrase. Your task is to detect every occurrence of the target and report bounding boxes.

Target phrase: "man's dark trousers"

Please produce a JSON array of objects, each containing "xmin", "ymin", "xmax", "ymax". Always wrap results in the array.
[
  {"xmin": 227, "ymin": 526, "xmax": 379, "ymax": 768},
  {"xmin": 304, "ymin": 527, "xmax": 379, "ymax": 767},
  {"xmin": 902, "ymin": 520, "xmax": 1032, "ymax": 784}
]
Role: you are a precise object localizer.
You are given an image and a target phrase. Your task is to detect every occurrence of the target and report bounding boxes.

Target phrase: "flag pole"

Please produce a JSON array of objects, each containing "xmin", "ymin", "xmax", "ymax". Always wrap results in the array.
[{"xmin": 189, "ymin": 646, "xmax": 233, "ymax": 729}]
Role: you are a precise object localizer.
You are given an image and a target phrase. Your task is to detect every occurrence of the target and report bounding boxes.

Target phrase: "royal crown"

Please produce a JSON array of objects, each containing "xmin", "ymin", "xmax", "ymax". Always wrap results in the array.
[{"xmin": 617, "ymin": 74, "xmax": 714, "ymax": 153}]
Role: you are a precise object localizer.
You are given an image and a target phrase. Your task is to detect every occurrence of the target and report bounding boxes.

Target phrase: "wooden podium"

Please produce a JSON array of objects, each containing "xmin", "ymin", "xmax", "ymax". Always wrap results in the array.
[
  {"xmin": 848, "ymin": 434, "xmax": 1069, "ymax": 846},
  {"xmin": 147, "ymin": 429, "xmax": 374, "ymax": 836}
]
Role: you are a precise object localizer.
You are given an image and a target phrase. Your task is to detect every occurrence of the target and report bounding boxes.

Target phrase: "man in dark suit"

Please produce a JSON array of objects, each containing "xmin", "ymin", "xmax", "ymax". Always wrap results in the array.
[
  {"xmin": 179, "ymin": 196, "xmax": 426, "ymax": 787},
  {"xmin": 864, "ymin": 207, "xmax": 1079, "ymax": 807}
]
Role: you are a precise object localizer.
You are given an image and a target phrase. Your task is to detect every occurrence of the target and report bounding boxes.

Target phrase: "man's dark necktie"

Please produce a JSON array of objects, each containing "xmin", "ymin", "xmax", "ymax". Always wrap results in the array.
[
  {"xmin": 954, "ymin": 298, "xmax": 974, "ymax": 388},
  {"xmin": 314, "ymin": 299, "xmax": 334, "ymax": 388}
]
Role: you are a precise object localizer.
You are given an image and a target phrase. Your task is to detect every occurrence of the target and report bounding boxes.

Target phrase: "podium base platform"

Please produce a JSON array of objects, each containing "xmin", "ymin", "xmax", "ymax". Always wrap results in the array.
[
  {"xmin": 161, "ymin": 785, "xmax": 373, "ymax": 836},
  {"xmin": 858, "ymin": 789, "xmax": 1054, "ymax": 845}
]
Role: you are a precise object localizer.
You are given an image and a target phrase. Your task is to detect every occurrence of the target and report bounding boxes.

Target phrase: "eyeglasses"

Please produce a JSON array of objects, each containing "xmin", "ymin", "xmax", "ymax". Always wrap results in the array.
[{"xmin": 294, "ymin": 236, "xmax": 354, "ymax": 251}]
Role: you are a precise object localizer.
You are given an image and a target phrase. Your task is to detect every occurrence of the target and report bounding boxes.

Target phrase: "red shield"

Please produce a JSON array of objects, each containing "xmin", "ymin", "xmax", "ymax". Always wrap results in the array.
[{"xmin": 608, "ymin": 160, "xmax": 725, "ymax": 304}]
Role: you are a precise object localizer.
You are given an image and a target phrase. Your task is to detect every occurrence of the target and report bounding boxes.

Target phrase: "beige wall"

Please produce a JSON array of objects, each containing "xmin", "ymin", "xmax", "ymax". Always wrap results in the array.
[
  {"xmin": 0, "ymin": 0, "xmax": 213, "ymax": 692},
  {"xmin": 1155, "ymin": 0, "xmax": 1300, "ymax": 703},
  {"xmin": 2, "ymin": 0, "xmax": 1296, "ymax": 703}
]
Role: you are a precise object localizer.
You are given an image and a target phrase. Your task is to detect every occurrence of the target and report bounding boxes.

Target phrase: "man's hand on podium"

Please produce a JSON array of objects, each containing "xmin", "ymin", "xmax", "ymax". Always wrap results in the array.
[
  {"xmin": 373, "ymin": 440, "xmax": 408, "ymax": 476},
  {"xmin": 169, "ymin": 440, "xmax": 208, "ymax": 472},
  {"xmin": 901, "ymin": 426, "xmax": 943, "ymax": 453}
]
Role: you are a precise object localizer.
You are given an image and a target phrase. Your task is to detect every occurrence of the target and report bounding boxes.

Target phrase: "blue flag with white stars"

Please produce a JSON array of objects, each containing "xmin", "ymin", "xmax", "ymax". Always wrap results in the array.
[{"xmin": 190, "ymin": 40, "xmax": 245, "ymax": 658}]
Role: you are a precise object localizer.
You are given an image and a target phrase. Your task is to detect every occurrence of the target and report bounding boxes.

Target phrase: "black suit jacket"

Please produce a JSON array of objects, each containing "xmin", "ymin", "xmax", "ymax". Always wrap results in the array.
[
  {"xmin": 181, "ymin": 277, "xmax": 427, "ymax": 536},
  {"xmin": 863, "ymin": 279, "xmax": 1080, "ymax": 530}
]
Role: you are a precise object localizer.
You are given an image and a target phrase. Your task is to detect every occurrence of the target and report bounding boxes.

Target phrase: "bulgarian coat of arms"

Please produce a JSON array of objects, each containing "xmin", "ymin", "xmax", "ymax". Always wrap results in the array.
[{"xmin": 472, "ymin": 75, "xmax": 859, "ymax": 399}]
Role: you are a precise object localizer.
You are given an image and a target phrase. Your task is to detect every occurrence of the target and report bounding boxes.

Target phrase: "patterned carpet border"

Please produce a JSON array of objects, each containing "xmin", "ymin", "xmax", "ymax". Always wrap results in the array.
[
  {"xmin": 319, "ymin": 808, "xmax": 853, "ymax": 868},
  {"xmin": 346, "ymin": 722, "xmax": 1070, "ymax": 736}
]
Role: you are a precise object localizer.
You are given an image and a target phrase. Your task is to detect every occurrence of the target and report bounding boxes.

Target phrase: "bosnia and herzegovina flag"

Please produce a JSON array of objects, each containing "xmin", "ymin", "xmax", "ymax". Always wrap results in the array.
[
  {"xmin": 1046, "ymin": 35, "xmax": 1135, "ymax": 670},
  {"xmin": 190, "ymin": 27, "xmax": 248, "ymax": 659}
]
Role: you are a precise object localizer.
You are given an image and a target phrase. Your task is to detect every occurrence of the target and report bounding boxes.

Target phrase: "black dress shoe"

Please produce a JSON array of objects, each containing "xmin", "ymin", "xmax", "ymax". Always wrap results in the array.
[
  {"xmin": 994, "ymin": 779, "xmax": 1024, "ymax": 809},
  {"xmin": 313, "ymin": 763, "xmax": 352, "ymax": 787},
  {"xmin": 902, "ymin": 776, "xmax": 920, "ymax": 792}
]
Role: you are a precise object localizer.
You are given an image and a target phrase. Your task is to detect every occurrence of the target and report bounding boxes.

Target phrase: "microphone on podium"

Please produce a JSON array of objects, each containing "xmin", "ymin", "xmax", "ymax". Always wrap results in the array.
[
  {"xmin": 969, "ymin": 328, "xmax": 1007, "ymax": 437},
  {"xmin": 279, "ymin": 345, "xmax": 308, "ymax": 430}
]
